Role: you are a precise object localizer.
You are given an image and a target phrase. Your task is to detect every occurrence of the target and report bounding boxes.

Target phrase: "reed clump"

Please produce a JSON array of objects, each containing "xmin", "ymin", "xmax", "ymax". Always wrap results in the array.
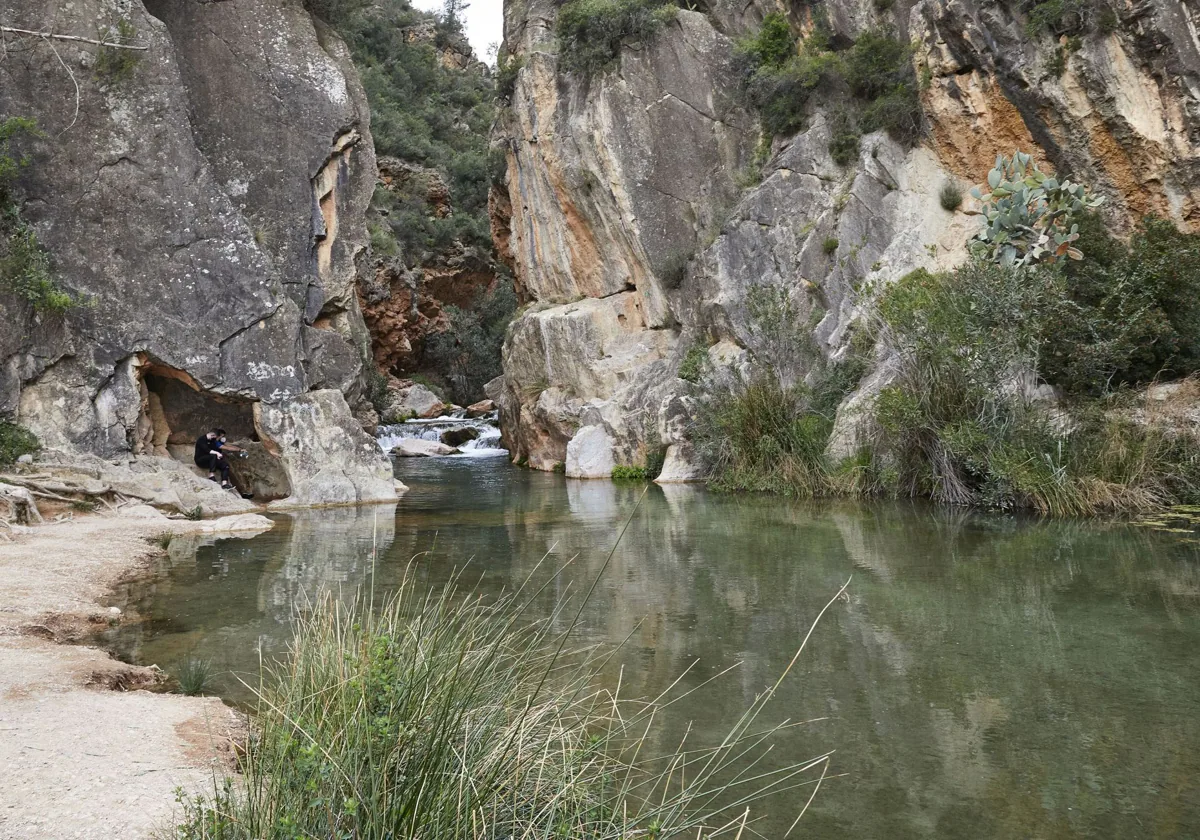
[{"xmin": 176, "ymin": 573, "xmax": 833, "ymax": 839}]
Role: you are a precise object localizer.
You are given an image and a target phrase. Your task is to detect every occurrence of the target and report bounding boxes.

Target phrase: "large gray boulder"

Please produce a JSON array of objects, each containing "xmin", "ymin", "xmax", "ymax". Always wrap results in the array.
[{"xmin": 256, "ymin": 391, "xmax": 397, "ymax": 508}]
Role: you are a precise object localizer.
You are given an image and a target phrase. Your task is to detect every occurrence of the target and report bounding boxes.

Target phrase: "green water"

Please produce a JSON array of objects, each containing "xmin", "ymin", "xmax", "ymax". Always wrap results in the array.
[{"xmin": 99, "ymin": 456, "xmax": 1200, "ymax": 838}]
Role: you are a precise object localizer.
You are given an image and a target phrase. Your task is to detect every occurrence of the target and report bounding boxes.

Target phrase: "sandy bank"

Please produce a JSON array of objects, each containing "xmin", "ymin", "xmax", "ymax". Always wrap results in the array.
[{"xmin": 0, "ymin": 514, "xmax": 249, "ymax": 840}]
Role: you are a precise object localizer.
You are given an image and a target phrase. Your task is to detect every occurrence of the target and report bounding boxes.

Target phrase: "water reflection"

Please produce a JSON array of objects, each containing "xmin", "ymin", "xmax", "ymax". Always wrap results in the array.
[{"xmin": 99, "ymin": 457, "xmax": 1200, "ymax": 839}]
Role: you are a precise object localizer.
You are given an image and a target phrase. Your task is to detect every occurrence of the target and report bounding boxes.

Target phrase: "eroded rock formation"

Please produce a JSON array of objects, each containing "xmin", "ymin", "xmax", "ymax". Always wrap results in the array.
[
  {"xmin": 490, "ymin": 0, "xmax": 1200, "ymax": 476},
  {"xmin": 0, "ymin": 0, "xmax": 395, "ymax": 505}
]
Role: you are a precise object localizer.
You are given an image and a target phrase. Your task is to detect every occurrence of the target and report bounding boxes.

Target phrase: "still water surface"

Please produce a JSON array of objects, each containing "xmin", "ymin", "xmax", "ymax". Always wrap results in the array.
[{"xmin": 101, "ymin": 457, "xmax": 1200, "ymax": 838}]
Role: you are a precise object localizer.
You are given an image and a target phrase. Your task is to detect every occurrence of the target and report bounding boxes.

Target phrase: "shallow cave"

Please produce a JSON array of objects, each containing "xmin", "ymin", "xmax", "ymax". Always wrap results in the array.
[{"xmin": 138, "ymin": 365, "xmax": 292, "ymax": 501}]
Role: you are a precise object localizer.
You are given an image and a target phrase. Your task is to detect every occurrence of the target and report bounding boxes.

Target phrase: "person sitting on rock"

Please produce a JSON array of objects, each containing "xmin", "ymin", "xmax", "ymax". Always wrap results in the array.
[{"xmin": 193, "ymin": 427, "xmax": 244, "ymax": 489}]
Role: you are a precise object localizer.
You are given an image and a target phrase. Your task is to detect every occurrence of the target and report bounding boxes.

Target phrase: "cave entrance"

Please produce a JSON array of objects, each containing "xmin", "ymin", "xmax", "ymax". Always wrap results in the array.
[{"xmin": 137, "ymin": 363, "xmax": 292, "ymax": 501}]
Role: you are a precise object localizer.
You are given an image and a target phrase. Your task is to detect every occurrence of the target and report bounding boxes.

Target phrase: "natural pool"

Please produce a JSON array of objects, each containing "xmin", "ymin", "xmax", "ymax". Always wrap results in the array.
[{"xmin": 99, "ymin": 455, "xmax": 1200, "ymax": 839}]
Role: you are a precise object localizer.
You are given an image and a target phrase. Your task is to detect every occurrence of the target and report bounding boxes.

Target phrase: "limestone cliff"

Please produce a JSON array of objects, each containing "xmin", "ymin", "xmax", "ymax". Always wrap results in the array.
[
  {"xmin": 0, "ymin": 0, "xmax": 396, "ymax": 505},
  {"xmin": 490, "ymin": 0, "xmax": 1200, "ymax": 478}
]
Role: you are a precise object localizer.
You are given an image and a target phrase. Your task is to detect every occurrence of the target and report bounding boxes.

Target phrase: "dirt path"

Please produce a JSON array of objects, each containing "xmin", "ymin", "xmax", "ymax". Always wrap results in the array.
[{"xmin": 0, "ymin": 515, "xmax": 242, "ymax": 840}]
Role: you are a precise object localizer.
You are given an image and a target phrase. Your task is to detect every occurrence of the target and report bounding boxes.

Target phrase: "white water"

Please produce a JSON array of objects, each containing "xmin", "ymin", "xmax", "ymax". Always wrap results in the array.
[{"xmin": 376, "ymin": 414, "xmax": 506, "ymax": 458}]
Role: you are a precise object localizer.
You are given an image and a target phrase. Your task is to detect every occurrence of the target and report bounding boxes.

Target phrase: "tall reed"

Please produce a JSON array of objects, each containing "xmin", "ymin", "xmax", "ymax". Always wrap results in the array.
[{"xmin": 176, "ymin": 569, "xmax": 842, "ymax": 839}]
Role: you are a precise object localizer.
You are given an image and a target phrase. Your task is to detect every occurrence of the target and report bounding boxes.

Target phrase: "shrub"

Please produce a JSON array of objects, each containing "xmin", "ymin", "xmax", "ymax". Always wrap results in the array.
[
  {"xmin": 736, "ymin": 12, "xmax": 794, "ymax": 71},
  {"xmin": 95, "ymin": 19, "xmax": 142, "ymax": 83},
  {"xmin": 843, "ymin": 30, "xmax": 913, "ymax": 100},
  {"xmin": 822, "ymin": 236, "xmax": 839, "ymax": 256},
  {"xmin": 860, "ymin": 82, "xmax": 923, "ymax": 144},
  {"xmin": 875, "ymin": 257, "xmax": 1200, "ymax": 514},
  {"xmin": 0, "ymin": 421, "xmax": 38, "ymax": 466},
  {"xmin": 422, "ymin": 280, "xmax": 517, "ymax": 404},
  {"xmin": 183, "ymin": 505, "xmax": 204, "ymax": 521},
  {"xmin": 611, "ymin": 464, "xmax": 649, "ymax": 480},
  {"xmin": 555, "ymin": 0, "xmax": 677, "ymax": 77},
  {"xmin": 739, "ymin": 23, "xmax": 922, "ymax": 146},
  {"xmin": 0, "ymin": 223, "xmax": 75, "ymax": 314},
  {"xmin": 939, "ymin": 181, "xmax": 962, "ymax": 211},
  {"xmin": 1040, "ymin": 214, "xmax": 1200, "ymax": 394},
  {"xmin": 495, "ymin": 55, "xmax": 524, "ymax": 103},
  {"xmin": 677, "ymin": 343, "xmax": 707, "ymax": 383},
  {"xmin": 303, "ymin": 0, "xmax": 371, "ymax": 24},
  {"xmin": 645, "ymin": 445, "xmax": 666, "ymax": 480},
  {"xmin": 175, "ymin": 581, "xmax": 827, "ymax": 838}
]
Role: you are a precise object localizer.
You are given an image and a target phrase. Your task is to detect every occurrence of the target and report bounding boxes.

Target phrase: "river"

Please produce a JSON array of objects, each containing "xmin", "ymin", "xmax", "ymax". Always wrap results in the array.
[{"xmin": 98, "ymin": 454, "xmax": 1200, "ymax": 838}]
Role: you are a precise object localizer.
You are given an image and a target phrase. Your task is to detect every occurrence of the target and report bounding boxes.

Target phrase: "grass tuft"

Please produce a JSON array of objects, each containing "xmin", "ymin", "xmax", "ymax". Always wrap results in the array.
[
  {"xmin": 175, "ymin": 574, "xmax": 835, "ymax": 838},
  {"xmin": 175, "ymin": 657, "xmax": 214, "ymax": 697},
  {"xmin": 183, "ymin": 505, "xmax": 204, "ymax": 521},
  {"xmin": 939, "ymin": 181, "xmax": 962, "ymax": 211}
]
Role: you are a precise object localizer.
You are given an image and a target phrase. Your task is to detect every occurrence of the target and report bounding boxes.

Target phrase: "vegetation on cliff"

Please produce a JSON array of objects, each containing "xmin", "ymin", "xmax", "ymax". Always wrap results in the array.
[
  {"xmin": 0, "ymin": 116, "xmax": 75, "ymax": 315},
  {"xmin": 555, "ymin": 0, "xmax": 678, "ymax": 77},
  {"xmin": 175, "ymin": 576, "xmax": 829, "ymax": 838},
  {"xmin": 310, "ymin": 0, "xmax": 515, "ymax": 402},
  {"xmin": 737, "ymin": 16, "xmax": 922, "ymax": 158},
  {"xmin": 694, "ymin": 154, "xmax": 1200, "ymax": 516}
]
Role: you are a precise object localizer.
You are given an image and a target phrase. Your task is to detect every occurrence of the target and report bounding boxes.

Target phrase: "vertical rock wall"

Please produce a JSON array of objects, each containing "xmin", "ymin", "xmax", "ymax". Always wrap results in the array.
[
  {"xmin": 0, "ymin": 0, "xmax": 395, "ymax": 505},
  {"xmin": 491, "ymin": 0, "xmax": 1200, "ymax": 476}
]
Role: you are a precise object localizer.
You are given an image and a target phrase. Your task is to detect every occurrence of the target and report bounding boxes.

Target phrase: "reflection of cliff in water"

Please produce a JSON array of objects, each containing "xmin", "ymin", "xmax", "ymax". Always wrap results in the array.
[{"xmin": 99, "ymin": 458, "xmax": 1200, "ymax": 838}]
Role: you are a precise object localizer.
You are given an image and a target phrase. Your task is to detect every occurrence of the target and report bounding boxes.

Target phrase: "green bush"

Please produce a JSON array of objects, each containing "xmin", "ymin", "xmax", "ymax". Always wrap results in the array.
[
  {"xmin": 677, "ymin": 343, "xmax": 707, "ymax": 383},
  {"xmin": 842, "ymin": 30, "xmax": 913, "ymax": 100},
  {"xmin": 611, "ymin": 464, "xmax": 649, "ymax": 480},
  {"xmin": 95, "ymin": 19, "xmax": 142, "ymax": 83},
  {"xmin": 175, "ymin": 657, "xmax": 214, "ymax": 697},
  {"xmin": 738, "ymin": 21, "xmax": 922, "ymax": 147},
  {"xmin": 555, "ymin": 0, "xmax": 677, "ymax": 77},
  {"xmin": 0, "ymin": 421, "xmax": 38, "ymax": 466},
  {"xmin": 495, "ymin": 55, "xmax": 524, "ymax": 103},
  {"xmin": 822, "ymin": 236, "xmax": 839, "ymax": 256},
  {"xmin": 422, "ymin": 280, "xmax": 517, "ymax": 404},
  {"xmin": 0, "ymin": 117, "xmax": 76, "ymax": 315},
  {"xmin": 1040, "ymin": 214, "xmax": 1200, "ymax": 394},
  {"xmin": 304, "ymin": 0, "xmax": 371, "ymax": 24},
  {"xmin": 874, "ymin": 258, "xmax": 1200, "ymax": 514}
]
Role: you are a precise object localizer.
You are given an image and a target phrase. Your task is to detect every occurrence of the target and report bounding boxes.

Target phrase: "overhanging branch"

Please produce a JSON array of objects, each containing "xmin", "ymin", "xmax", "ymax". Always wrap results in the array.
[{"xmin": 0, "ymin": 26, "xmax": 150, "ymax": 50}]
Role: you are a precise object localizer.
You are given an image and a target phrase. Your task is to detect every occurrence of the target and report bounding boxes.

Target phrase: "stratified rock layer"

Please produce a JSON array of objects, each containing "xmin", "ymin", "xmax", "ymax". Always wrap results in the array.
[
  {"xmin": 491, "ymin": 0, "xmax": 1200, "ymax": 478},
  {"xmin": 0, "ymin": 0, "xmax": 395, "ymax": 504}
]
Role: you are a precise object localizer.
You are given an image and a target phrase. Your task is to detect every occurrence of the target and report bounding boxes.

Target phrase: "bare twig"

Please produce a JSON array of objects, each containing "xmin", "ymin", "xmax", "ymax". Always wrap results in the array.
[
  {"xmin": 0, "ymin": 26, "xmax": 149, "ymax": 50},
  {"xmin": 40, "ymin": 34, "xmax": 80, "ymax": 134}
]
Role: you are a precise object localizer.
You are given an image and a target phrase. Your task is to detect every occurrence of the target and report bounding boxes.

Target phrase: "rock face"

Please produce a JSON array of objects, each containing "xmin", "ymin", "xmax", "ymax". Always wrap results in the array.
[
  {"xmin": 491, "ymin": 0, "xmax": 1200, "ymax": 474},
  {"xmin": 0, "ymin": 0, "xmax": 396, "ymax": 505}
]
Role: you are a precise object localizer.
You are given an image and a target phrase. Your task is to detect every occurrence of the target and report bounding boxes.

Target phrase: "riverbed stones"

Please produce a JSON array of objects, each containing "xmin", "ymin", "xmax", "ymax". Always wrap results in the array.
[
  {"xmin": 565, "ymin": 425, "xmax": 615, "ymax": 479},
  {"xmin": 440, "ymin": 427, "xmax": 480, "ymax": 447},
  {"xmin": 382, "ymin": 383, "xmax": 447, "ymax": 423},
  {"xmin": 466, "ymin": 399, "xmax": 495, "ymax": 418}
]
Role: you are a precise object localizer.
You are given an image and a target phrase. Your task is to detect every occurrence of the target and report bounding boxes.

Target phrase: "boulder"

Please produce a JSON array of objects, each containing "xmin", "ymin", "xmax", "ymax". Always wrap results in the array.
[
  {"xmin": 393, "ymin": 439, "xmax": 459, "ymax": 457},
  {"xmin": 184, "ymin": 513, "xmax": 275, "ymax": 534},
  {"xmin": 440, "ymin": 427, "xmax": 480, "ymax": 447},
  {"xmin": 565, "ymin": 425, "xmax": 615, "ymax": 479},
  {"xmin": 382, "ymin": 384, "xmax": 447, "ymax": 423},
  {"xmin": 465, "ymin": 399, "xmax": 496, "ymax": 418},
  {"xmin": 654, "ymin": 445, "xmax": 706, "ymax": 484},
  {"xmin": 227, "ymin": 440, "xmax": 292, "ymax": 501},
  {"xmin": 255, "ymin": 391, "xmax": 399, "ymax": 508}
]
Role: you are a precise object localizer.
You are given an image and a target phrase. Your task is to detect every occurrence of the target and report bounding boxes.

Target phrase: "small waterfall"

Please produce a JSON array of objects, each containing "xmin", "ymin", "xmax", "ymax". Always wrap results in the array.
[{"xmin": 376, "ymin": 413, "xmax": 506, "ymax": 457}]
